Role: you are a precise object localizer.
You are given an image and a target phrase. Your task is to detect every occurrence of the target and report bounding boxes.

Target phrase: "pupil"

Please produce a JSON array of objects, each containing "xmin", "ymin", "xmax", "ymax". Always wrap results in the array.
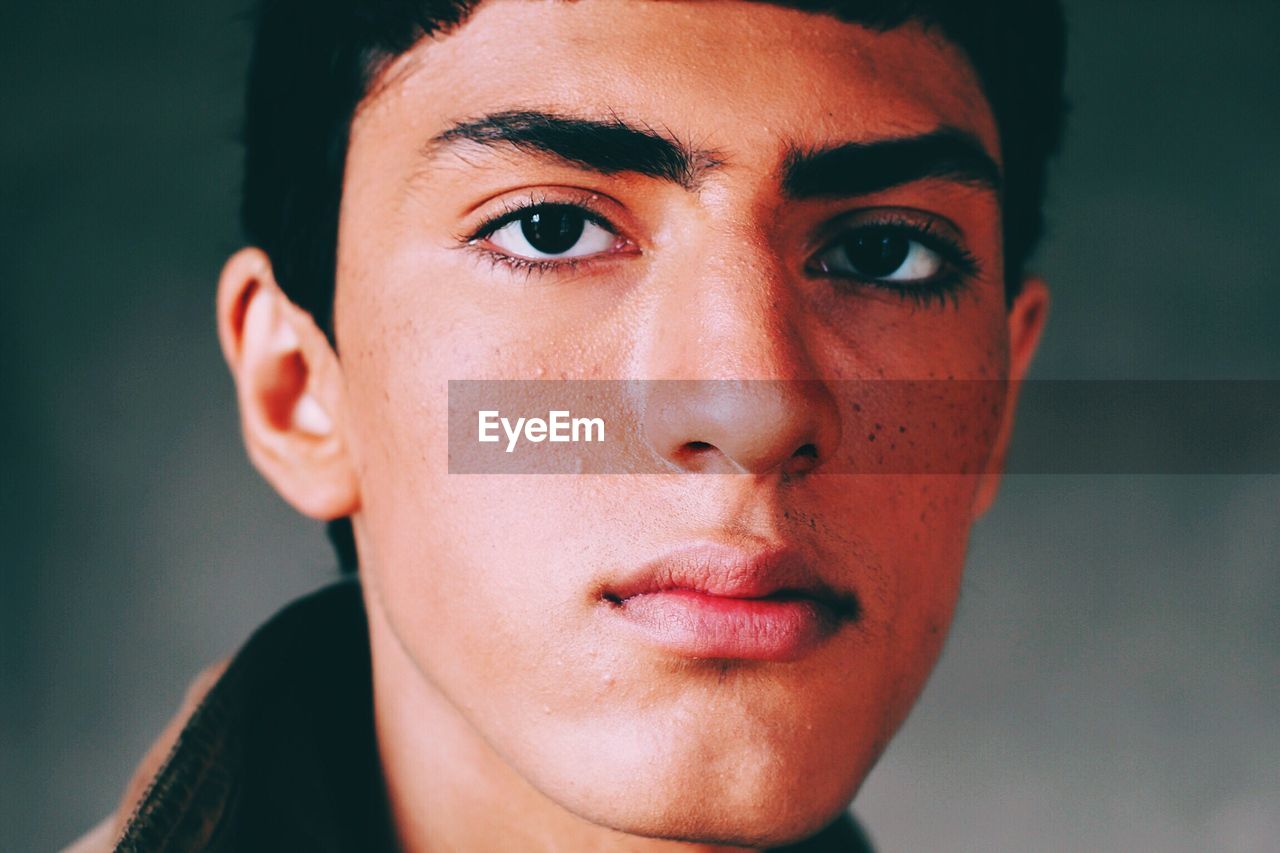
[
  {"xmin": 521, "ymin": 207, "xmax": 586, "ymax": 255},
  {"xmin": 846, "ymin": 232, "xmax": 910, "ymax": 278}
]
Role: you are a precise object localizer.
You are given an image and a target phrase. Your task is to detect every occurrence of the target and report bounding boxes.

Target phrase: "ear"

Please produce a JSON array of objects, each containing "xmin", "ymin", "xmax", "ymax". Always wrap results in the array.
[
  {"xmin": 216, "ymin": 247, "xmax": 360, "ymax": 520},
  {"xmin": 972, "ymin": 276, "xmax": 1049, "ymax": 518}
]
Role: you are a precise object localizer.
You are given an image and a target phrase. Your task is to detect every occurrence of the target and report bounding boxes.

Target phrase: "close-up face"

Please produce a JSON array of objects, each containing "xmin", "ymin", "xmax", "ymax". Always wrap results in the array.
[
  {"xmin": 20, "ymin": 2, "xmax": 1280, "ymax": 851},
  {"xmin": 288, "ymin": 0, "xmax": 1044, "ymax": 846}
]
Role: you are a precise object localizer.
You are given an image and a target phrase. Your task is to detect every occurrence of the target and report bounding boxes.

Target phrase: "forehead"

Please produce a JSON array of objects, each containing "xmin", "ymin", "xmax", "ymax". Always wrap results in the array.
[{"xmin": 351, "ymin": 0, "xmax": 1000, "ymax": 168}]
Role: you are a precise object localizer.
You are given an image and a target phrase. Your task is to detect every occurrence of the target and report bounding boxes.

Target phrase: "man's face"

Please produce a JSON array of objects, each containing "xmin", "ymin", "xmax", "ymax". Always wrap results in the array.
[{"xmin": 328, "ymin": 0, "xmax": 1031, "ymax": 844}]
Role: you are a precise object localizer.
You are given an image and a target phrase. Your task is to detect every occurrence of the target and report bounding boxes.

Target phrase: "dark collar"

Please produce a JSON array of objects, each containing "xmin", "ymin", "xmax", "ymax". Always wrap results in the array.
[{"xmin": 116, "ymin": 580, "xmax": 874, "ymax": 852}]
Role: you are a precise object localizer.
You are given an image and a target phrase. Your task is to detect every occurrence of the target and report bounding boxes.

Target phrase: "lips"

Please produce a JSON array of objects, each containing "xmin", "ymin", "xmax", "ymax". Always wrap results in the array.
[{"xmin": 601, "ymin": 543, "xmax": 859, "ymax": 662}]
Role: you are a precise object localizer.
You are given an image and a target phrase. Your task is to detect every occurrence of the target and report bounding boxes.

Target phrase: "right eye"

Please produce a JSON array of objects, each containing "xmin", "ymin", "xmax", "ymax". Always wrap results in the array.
[{"xmin": 483, "ymin": 204, "xmax": 621, "ymax": 261}]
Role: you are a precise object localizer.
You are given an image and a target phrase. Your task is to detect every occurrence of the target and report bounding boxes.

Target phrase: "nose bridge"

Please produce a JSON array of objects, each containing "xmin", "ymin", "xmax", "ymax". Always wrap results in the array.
[
  {"xmin": 639, "ymin": 225, "xmax": 842, "ymax": 476},
  {"xmin": 647, "ymin": 222, "xmax": 808, "ymax": 380}
]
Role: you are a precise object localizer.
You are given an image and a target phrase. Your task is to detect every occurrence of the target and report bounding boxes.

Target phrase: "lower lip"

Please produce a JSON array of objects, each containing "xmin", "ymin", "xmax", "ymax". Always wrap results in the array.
[{"xmin": 609, "ymin": 589, "xmax": 838, "ymax": 662}]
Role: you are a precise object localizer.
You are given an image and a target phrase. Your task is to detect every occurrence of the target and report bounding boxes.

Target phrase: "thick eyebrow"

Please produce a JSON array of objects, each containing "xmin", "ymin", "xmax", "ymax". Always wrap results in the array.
[
  {"xmin": 425, "ymin": 109, "xmax": 722, "ymax": 190},
  {"xmin": 782, "ymin": 129, "xmax": 1002, "ymax": 199}
]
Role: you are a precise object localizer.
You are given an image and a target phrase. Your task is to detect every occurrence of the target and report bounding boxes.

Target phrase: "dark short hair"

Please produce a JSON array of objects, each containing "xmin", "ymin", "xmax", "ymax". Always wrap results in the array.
[{"xmin": 238, "ymin": 0, "xmax": 1068, "ymax": 572}]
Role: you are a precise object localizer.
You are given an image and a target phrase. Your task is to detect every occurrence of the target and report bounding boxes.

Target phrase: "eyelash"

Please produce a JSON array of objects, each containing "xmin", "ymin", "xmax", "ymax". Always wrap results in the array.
[
  {"xmin": 462, "ymin": 193, "xmax": 619, "ymax": 277},
  {"xmin": 812, "ymin": 215, "xmax": 981, "ymax": 309},
  {"xmin": 461, "ymin": 197, "xmax": 980, "ymax": 305}
]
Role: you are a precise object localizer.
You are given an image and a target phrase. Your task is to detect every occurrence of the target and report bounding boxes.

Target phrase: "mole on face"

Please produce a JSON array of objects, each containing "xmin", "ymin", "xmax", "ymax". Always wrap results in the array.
[{"xmin": 835, "ymin": 380, "xmax": 1006, "ymax": 474}]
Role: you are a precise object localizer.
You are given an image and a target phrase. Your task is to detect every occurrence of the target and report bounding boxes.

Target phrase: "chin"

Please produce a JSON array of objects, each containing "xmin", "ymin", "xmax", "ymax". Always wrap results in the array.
[
  {"xmin": 527, "ymin": 728, "xmax": 867, "ymax": 849},
  {"xmin": 574, "ymin": 789, "xmax": 854, "ymax": 850}
]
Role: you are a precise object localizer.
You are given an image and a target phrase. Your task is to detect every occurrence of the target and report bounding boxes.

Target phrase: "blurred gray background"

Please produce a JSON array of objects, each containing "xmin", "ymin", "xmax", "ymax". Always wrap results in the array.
[{"xmin": 2, "ymin": 1, "xmax": 1277, "ymax": 850}]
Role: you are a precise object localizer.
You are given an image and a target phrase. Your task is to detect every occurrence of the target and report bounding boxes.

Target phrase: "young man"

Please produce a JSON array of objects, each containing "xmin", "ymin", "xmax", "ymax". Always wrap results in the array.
[{"xmin": 76, "ymin": 1, "xmax": 1065, "ymax": 849}]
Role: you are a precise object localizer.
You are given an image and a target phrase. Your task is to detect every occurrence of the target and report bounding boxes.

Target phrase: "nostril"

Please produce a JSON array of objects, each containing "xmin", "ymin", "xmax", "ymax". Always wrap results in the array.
[
  {"xmin": 781, "ymin": 442, "xmax": 822, "ymax": 479},
  {"xmin": 673, "ymin": 440, "xmax": 720, "ymax": 472}
]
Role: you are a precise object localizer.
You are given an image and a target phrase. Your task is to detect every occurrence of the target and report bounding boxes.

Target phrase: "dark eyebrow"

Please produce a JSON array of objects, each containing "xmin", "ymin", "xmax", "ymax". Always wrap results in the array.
[
  {"xmin": 782, "ymin": 129, "xmax": 1002, "ymax": 199},
  {"xmin": 425, "ymin": 109, "xmax": 722, "ymax": 190}
]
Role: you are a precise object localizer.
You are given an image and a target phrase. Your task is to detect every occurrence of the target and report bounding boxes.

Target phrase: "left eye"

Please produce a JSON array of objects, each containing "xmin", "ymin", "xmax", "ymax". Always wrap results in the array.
[
  {"xmin": 813, "ymin": 228, "xmax": 944, "ymax": 283},
  {"xmin": 486, "ymin": 204, "xmax": 619, "ymax": 260}
]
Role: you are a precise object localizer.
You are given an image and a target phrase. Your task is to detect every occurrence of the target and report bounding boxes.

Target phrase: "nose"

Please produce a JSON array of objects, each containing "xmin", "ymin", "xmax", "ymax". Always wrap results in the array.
[
  {"xmin": 643, "ymin": 379, "xmax": 838, "ymax": 475},
  {"xmin": 638, "ymin": 240, "xmax": 841, "ymax": 477}
]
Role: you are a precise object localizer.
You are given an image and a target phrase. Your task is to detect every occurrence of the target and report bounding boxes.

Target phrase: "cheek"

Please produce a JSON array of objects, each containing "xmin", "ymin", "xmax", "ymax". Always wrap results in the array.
[
  {"xmin": 888, "ymin": 475, "xmax": 971, "ymax": 631},
  {"xmin": 331, "ymin": 246, "xmax": 644, "ymax": 715},
  {"xmin": 808, "ymin": 468, "xmax": 974, "ymax": 666},
  {"xmin": 342, "ymin": 361, "xmax": 652, "ymax": 700},
  {"xmin": 853, "ymin": 474, "xmax": 973, "ymax": 733}
]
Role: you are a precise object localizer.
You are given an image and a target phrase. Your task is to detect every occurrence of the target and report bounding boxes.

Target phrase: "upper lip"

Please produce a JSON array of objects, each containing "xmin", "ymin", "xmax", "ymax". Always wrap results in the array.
[{"xmin": 601, "ymin": 542, "xmax": 860, "ymax": 617}]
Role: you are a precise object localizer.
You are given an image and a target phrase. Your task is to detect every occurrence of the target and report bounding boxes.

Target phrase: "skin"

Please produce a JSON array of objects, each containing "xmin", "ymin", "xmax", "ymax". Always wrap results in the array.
[{"xmin": 216, "ymin": 1, "xmax": 1048, "ymax": 850}]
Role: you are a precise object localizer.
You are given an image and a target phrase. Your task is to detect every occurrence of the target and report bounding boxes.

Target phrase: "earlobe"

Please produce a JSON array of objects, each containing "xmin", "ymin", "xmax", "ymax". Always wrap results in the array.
[
  {"xmin": 216, "ymin": 247, "xmax": 360, "ymax": 520},
  {"xmin": 972, "ymin": 276, "xmax": 1050, "ymax": 518}
]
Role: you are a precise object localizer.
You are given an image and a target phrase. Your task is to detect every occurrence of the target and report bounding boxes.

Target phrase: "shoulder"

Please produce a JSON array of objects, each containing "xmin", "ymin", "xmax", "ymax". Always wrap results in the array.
[
  {"xmin": 63, "ymin": 660, "xmax": 229, "ymax": 852},
  {"xmin": 69, "ymin": 580, "xmax": 373, "ymax": 852}
]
